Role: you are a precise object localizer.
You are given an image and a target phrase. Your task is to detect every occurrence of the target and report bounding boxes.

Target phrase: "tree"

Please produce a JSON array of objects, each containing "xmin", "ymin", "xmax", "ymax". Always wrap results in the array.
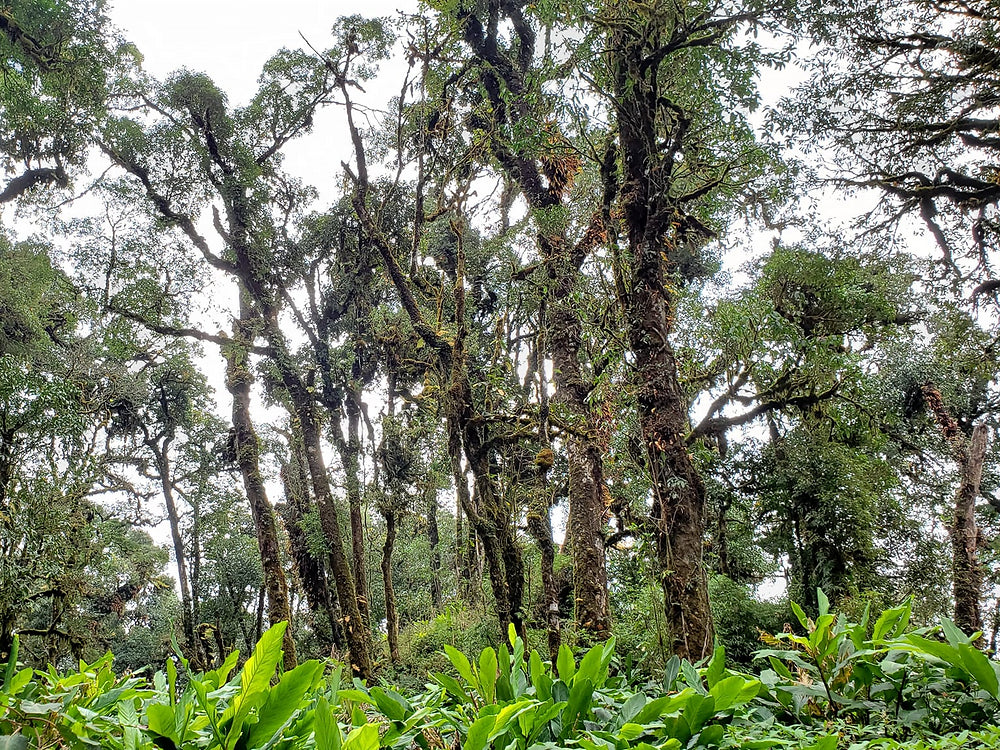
[
  {"xmin": 0, "ymin": 0, "xmax": 128, "ymax": 205},
  {"xmin": 782, "ymin": 0, "xmax": 1000, "ymax": 290},
  {"xmin": 594, "ymin": 0, "xmax": 783, "ymax": 658},
  {"xmin": 97, "ymin": 46, "xmax": 375, "ymax": 676}
]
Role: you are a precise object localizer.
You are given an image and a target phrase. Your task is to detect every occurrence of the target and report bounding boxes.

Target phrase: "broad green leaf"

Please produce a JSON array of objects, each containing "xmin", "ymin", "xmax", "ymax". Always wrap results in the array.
[
  {"xmin": 246, "ymin": 660, "xmax": 325, "ymax": 748},
  {"xmin": 556, "ymin": 645, "xmax": 575, "ymax": 681},
  {"xmin": 433, "ymin": 672, "xmax": 470, "ymax": 703},
  {"xmin": 663, "ymin": 656, "xmax": 681, "ymax": 690},
  {"xmin": 314, "ymin": 696, "xmax": 342, "ymax": 750},
  {"xmin": 790, "ymin": 601, "xmax": 809, "ymax": 630},
  {"xmin": 463, "ymin": 714, "xmax": 495, "ymax": 750},
  {"xmin": 342, "ymin": 723, "xmax": 379, "ymax": 750},
  {"xmin": 617, "ymin": 723, "xmax": 646, "ymax": 741},
  {"xmin": 479, "ymin": 648, "xmax": 498, "ymax": 704},
  {"xmin": 370, "ymin": 687, "xmax": 408, "ymax": 722},
  {"xmin": 940, "ymin": 618, "xmax": 971, "ymax": 648},
  {"xmin": 958, "ymin": 643, "xmax": 999, "ymax": 699},
  {"xmin": 618, "ymin": 692, "xmax": 646, "ymax": 724},
  {"xmin": 816, "ymin": 589, "xmax": 830, "ymax": 617},
  {"xmin": 444, "ymin": 645, "xmax": 475, "ymax": 685},
  {"xmin": 682, "ymin": 694, "xmax": 716, "ymax": 734},
  {"xmin": 709, "ymin": 675, "xmax": 760, "ymax": 711},
  {"xmin": 147, "ymin": 702, "xmax": 181, "ymax": 745},
  {"xmin": 705, "ymin": 647, "xmax": 726, "ymax": 689},
  {"xmin": 697, "ymin": 723, "xmax": 725, "ymax": 747},
  {"xmin": 577, "ymin": 643, "xmax": 606, "ymax": 687}
]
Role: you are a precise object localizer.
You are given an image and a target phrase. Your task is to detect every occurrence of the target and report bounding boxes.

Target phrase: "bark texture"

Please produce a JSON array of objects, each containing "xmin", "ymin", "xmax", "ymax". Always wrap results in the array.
[
  {"xmin": 224, "ymin": 307, "xmax": 296, "ymax": 668},
  {"xmin": 609, "ymin": 19, "xmax": 715, "ymax": 660},
  {"xmin": 921, "ymin": 383, "xmax": 988, "ymax": 636}
]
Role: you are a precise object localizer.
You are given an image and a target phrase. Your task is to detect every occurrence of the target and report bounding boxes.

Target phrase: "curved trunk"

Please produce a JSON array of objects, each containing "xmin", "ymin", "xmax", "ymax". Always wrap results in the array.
[
  {"xmin": 153, "ymin": 440, "xmax": 198, "ymax": 659},
  {"xmin": 225, "ymin": 309, "xmax": 296, "ymax": 669},
  {"xmin": 382, "ymin": 511, "xmax": 400, "ymax": 663}
]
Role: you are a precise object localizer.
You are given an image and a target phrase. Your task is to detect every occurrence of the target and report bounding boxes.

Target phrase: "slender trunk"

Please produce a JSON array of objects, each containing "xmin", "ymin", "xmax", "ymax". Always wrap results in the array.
[
  {"xmin": 428, "ymin": 485, "xmax": 442, "ymax": 610},
  {"xmin": 528, "ymin": 319, "xmax": 561, "ymax": 660},
  {"xmin": 527, "ymin": 458, "xmax": 560, "ymax": 661},
  {"xmin": 295, "ymin": 399, "xmax": 373, "ymax": 679},
  {"xmin": 254, "ymin": 585, "xmax": 266, "ymax": 645},
  {"xmin": 153, "ymin": 439, "xmax": 197, "ymax": 656},
  {"xmin": 225, "ymin": 307, "xmax": 296, "ymax": 669},
  {"xmin": 382, "ymin": 511, "xmax": 400, "ymax": 663},
  {"xmin": 341, "ymin": 391, "xmax": 372, "ymax": 626},
  {"xmin": 448, "ymin": 418, "xmax": 477, "ymax": 602},
  {"xmin": 953, "ymin": 423, "xmax": 988, "ymax": 636}
]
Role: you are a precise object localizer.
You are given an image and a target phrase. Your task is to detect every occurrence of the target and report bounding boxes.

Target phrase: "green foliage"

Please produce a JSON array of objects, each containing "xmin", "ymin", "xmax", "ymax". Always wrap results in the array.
[{"xmin": 6, "ymin": 598, "xmax": 997, "ymax": 749}]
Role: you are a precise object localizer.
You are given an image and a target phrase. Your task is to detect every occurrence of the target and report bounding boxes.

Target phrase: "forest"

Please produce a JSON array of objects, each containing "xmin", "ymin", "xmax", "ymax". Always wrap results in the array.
[{"xmin": 2, "ymin": 0, "xmax": 1000, "ymax": 747}]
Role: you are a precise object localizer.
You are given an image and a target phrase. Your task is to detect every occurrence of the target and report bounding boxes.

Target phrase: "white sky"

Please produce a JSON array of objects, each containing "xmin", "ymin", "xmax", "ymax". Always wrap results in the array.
[{"xmin": 109, "ymin": 0, "xmax": 419, "ymax": 209}]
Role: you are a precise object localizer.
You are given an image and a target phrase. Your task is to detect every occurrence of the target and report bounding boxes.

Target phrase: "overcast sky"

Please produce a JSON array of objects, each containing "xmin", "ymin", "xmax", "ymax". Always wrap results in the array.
[{"xmin": 108, "ymin": 0, "xmax": 419, "ymax": 207}]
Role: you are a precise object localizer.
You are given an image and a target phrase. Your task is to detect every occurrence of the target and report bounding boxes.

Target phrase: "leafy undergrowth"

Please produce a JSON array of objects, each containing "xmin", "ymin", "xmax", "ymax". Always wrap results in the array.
[{"xmin": 2, "ymin": 594, "xmax": 999, "ymax": 749}]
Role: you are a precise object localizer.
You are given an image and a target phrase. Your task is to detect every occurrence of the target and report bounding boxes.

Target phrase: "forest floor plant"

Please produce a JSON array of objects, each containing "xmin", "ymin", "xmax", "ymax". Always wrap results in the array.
[{"xmin": 1, "ymin": 594, "xmax": 999, "ymax": 749}]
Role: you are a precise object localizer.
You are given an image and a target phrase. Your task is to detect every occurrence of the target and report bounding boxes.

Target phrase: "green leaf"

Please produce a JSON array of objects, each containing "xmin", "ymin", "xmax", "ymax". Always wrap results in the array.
[
  {"xmin": 697, "ymin": 723, "xmax": 725, "ymax": 747},
  {"xmin": 576, "ymin": 643, "xmax": 605, "ymax": 687},
  {"xmin": 463, "ymin": 714, "xmax": 495, "ymax": 750},
  {"xmin": 246, "ymin": 660, "xmax": 325, "ymax": 748},
  {"xmin": 941, "ymin": 618, "xmax": 970, "ymax": 648},
  {"xmin": 342, "ymin": 723, "xmax": 379, "ymax": 750},
  {"xmin": 556, "ymin": 645, "xmax": 575, "ymax": 681},
  {"xmin": 709, "ymin": 675, "xmax": 760, "ymax": 711},
  {"xmin": 147, "ymin": 703, "xmax": 181, "ymax": 745},
  {"xmin": 618, "ymin": 692, "xmax": 646, "ymax": 725},
  {"xmin": 816, "ymin": 589, "xmax": 830, "ymax": 617},
  {"xmin": 314, "ymin": 696, "xmax": 342, "ymax": 750},
  {"xmin": 617, "ymin": 723, "xmax": 647, "ymax": 741},
  {"xmin": 790, "ymin": 601, "xmax": 810, "ymax": 630},
  {"xmin": 433, "ymin": 672, "xmax": 470, "ymax": 703},
  {"xmin": 705, "ymin": 646, "xmax": 726, "ymax": 689},
  {"xmin": 221, "ymin": 621, "xmax": 288, "ymax": 741},
  {"xmin": 479, "ymin": 648, "xmax": 498, "ymax": 704},
  {"xmin": 444, "ymin": 645, "xmax": 476, "ymax": 686},
  {"xmin": 958, "ymin": 643, "xmax": 999, "ymax": 699}
]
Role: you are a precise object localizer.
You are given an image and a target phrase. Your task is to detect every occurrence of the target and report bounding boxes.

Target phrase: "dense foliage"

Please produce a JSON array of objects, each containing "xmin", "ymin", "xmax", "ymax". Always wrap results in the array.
[
  {"xmin": 1, "ymin": 0, "xmax": 1000, "ymax": 745},
  {"xmin": 4, "ymin": 597, "xmax": 1000, "ymax": 749}
]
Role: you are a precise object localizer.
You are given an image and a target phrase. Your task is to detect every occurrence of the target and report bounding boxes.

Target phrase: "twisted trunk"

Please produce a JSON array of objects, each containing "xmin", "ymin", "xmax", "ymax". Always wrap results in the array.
[{"xmin": 224, "ymin": 305, "xmax": 296, "ymax": 669}]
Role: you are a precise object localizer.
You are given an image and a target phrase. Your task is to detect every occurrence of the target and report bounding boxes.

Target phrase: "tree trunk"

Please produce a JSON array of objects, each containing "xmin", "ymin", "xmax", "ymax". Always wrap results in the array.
[
  {"xmin": 382, "ymin": 511, "xmax": 400, "ymax": 663},
  {"xmin": 224, "ymin": 307, "xmax": 296, "ymax": 669},
  {"xmin": 340, "ymin": 391, "xmax": 372, "ymax": 626},
  {"xmin": 448, "ymin": 418, "xmax": 478, "ymax": 602},
  {"xmin": 152, "ymin": 439, "xmax": 198, "ymax": 658},
  {"xmin": 294, "ymin": 395, "xmax": 373, "ymax": 679},
  {"xmin": 541, "ymin": 238, "xmax": 611, "ymax": 640},
  {"xmin": 953, "ymin": 423, "xmax": 988, "ymax": 636},
  {"xmin": 610, "ymin": 21, "xmax": 715, "ymax": 660},
  {"xmin": 428, "ymin": 485, "xmax": 442, "ymax": 610},
  {"xmin": 528, "ymin": 322, "xmax": 561, "ymax": 661},
  {"xmin": 279, "ymin": 429, "xmax": 345, "ymax": 652}
]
